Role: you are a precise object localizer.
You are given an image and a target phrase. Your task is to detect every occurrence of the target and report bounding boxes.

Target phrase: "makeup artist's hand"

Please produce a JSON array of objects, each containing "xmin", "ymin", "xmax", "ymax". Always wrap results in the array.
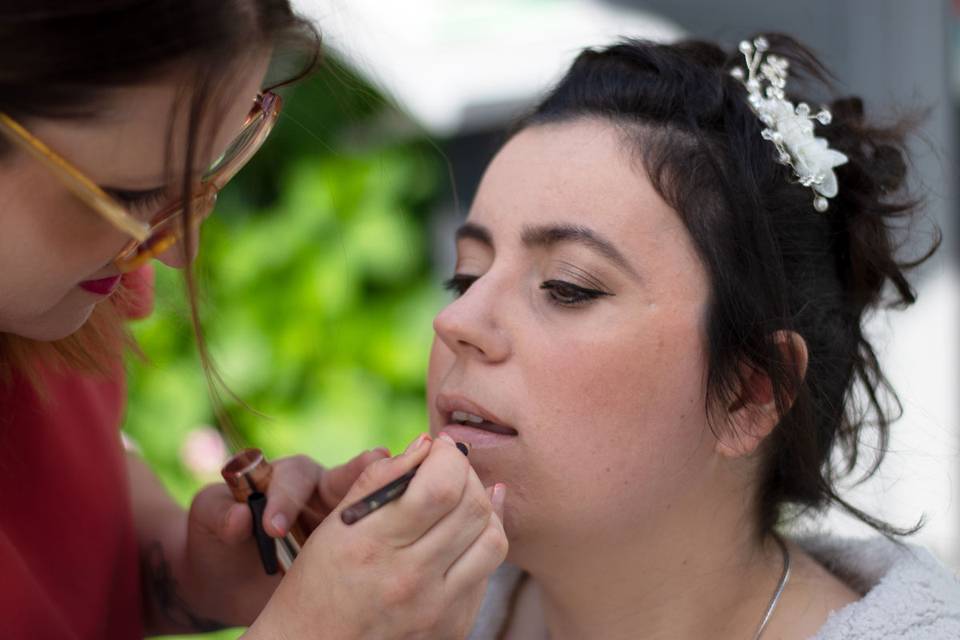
[
  {"xmin": 246, "ymin": 433, "xmax": 508, "ymax": 640},
  {"xmin": 178, "ymin": 447, "xmax": 391, "ymax": 625}
]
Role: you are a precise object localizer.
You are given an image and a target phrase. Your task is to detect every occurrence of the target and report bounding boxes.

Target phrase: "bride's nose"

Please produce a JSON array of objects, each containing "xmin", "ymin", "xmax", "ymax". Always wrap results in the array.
[{"xmin": 433, "ymin": 274, "xmax": 511, "ymax": 363}]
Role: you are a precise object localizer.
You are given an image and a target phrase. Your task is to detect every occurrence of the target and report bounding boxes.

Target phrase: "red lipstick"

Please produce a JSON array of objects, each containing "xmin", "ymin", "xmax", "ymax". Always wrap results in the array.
[{"xmin": 78, "ymin": 275, "xmax": 121, "ymax": 296}]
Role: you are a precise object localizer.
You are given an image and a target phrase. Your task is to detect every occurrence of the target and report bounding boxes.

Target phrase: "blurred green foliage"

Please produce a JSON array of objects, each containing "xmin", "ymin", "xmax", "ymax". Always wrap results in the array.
[{"xmin": 123, "ymin": 61, "xmax": 448, "ymax": 639}]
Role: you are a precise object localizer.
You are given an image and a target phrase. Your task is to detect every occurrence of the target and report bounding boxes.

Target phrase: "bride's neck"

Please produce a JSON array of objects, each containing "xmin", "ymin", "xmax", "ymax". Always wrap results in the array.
[{"xmin": 513, "ymin": 504, "xmax": 785, "ymax": 640}]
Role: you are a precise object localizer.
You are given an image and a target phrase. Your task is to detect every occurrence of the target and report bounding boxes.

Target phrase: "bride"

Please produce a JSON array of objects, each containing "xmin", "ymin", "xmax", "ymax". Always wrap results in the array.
[{"xmin": 427, "ymin": 34, "xmax": 960, "ymax": 640}]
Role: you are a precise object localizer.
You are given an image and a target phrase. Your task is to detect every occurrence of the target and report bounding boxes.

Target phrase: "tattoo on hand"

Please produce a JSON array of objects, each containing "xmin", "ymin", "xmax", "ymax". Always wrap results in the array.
[{"xmin": 142, "ymin": 542, "xmax": 227, "ymax": 632}]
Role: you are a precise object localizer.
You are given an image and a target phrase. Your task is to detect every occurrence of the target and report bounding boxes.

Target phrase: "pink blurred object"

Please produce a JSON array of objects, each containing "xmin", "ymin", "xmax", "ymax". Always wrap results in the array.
[{"xmin": 181, "ymin": 426, "xmax": 229, "ymax": 479}]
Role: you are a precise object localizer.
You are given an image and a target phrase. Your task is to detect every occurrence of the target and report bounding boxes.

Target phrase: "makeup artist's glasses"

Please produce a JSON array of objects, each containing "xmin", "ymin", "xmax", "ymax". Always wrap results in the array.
[{"xmin": 0, "ymin": 91, "xmax": 282, "ymax": 273}]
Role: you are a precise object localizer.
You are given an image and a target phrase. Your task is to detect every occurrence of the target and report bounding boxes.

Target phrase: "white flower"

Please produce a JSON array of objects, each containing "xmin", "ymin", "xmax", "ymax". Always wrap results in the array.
[
  {"xmin": 791, "ymin": 135, "xmax": 848, "ymax": 197},
  {"xmin": 731, "ymin": 37, "xmax": 849, "ymax": 210}
]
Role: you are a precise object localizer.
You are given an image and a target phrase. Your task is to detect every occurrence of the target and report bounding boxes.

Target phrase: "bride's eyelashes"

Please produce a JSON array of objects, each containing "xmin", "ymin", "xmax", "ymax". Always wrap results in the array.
[
  {"xmin": 443, "ymin": 273, "xmax": 613, "ymax": 308},
  {"xmin": 540, "ymin": 279, "xmax": 612, "ymax": 307},
  {"xmin": 443, "ymin": 273, "xmax": 478, "ymax": 297}
]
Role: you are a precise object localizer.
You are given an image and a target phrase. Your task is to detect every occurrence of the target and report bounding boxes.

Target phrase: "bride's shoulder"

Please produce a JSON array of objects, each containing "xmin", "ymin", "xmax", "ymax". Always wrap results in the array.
[{"xmin": 773, "ymin": 535, "xmax": 960, "ymax": 640}]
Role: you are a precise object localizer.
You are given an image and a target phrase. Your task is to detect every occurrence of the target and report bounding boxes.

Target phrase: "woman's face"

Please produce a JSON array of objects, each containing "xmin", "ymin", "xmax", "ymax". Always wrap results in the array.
[
  {"xmin": 0, "ymin": 54, "xmax": 269, "ymax": 340},
  {"xmin": 427, "ymin": 119, "xmax": 719, "ymax": 559}
]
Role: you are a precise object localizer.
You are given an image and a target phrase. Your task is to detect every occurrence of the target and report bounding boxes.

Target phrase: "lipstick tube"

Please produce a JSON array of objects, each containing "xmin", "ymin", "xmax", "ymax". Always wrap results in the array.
[{"xmin": 221, "ymin": 448, "xmax": 307, "ymax": 574}]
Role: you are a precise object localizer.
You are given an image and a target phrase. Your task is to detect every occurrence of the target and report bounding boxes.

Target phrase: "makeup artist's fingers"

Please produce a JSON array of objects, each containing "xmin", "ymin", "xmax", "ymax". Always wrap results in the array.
[
  {"xmin": 262, "ymin": 454, "xmax": 322, "ymax": 537},
  {"xmin": 294, "ymin": 448, "xmax": 391, "ymax": 531},
  {"xmin": 332, "ymin": 433, "xmax": 434, "ymax": 529},
  {"xmin": 443, "ymin": 484, "xmax": 508, "ymax": 589},
  {"xmin": 189, "ymin": 482, "xmax": 254, "ymax": 545},
  {"xmin": 249, "ymin": 438, "xmax": 499, "ymax": 640},
  {"xmin": 318, "ymin": 448, "xmax": 391, "ymax": 510},
  {"xmin": 263, "ymin": 449, "xmax": 392, "ymax": 535},
  {"xmin": 408, "ymin": 457, "xmax": 492, "ymax": 568},
  {"xmin": 376, "ymin": 433, "xmax": 473, "ymax": 545}
]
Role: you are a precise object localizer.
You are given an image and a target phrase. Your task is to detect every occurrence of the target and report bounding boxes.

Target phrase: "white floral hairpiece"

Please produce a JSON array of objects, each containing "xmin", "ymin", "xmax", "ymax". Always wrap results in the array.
[{"xmin": 730, "ymin": 36, "xmax": 848, "ymax": 212}]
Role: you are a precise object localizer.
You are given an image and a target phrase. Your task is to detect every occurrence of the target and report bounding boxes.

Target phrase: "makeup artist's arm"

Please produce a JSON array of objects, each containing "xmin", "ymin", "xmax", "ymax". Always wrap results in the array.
[
  {"xmin": 127, "ymin": 452, "xmax": 229, "ymax": 635},
  {"xmin": 246, "ymin": 434, "xmax": 508, "ymax": 640},
  {"xmin": 127, "ymin": 449, "xmax": 388, "ymax": 635}
]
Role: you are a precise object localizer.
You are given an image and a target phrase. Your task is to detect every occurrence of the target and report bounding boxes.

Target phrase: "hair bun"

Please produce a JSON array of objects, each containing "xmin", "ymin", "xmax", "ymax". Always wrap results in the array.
[
  {"xmin": 870, "ymin": 143, "xmax": 907, "ymax": 193},
  {"xmin": 827, "ymin": 95, "xmax": 909, "ymax": 197},
  {"xmin": 830, "ymin": 96, "xmax": 865, "ymax": 124}
]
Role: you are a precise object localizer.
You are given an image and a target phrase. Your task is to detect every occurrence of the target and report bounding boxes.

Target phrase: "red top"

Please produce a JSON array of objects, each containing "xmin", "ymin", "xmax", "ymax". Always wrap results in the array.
[
  {"xmin": 0, "ymin": 266, "xmax": 154, "ymax": 639},
  {"xmin": 0, "ymin": 363, "xmax": 143, "ymax": 639}
]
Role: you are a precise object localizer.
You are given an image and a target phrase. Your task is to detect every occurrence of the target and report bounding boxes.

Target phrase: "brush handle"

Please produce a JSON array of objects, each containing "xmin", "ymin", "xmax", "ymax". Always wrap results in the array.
[{"xmin": 340, "ymin": 441, "xmax": 469, "ymax": 525}]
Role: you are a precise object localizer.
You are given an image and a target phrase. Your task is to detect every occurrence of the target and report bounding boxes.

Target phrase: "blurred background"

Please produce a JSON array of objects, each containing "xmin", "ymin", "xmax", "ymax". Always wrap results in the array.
[{"xmin": 128, "ymin": 2, "xmax": 957, "ymax": 637}]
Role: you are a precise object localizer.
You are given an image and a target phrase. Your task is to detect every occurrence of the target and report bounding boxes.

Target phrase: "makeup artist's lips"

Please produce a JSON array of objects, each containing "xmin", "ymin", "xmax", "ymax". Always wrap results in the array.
[
  {"xmin": 437, "ymin": 394, "xmax": 518, "ymax": 448},
  {"xmin": 78, "ymin": 275, "xmax": 121, "ymax": 296}
]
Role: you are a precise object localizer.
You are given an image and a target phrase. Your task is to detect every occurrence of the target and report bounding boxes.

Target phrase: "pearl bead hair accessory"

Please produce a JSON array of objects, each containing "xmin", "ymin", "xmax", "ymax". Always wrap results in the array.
[{"xmin": 730, "ymin": 36, "xmax": 848, "ymax": 212}]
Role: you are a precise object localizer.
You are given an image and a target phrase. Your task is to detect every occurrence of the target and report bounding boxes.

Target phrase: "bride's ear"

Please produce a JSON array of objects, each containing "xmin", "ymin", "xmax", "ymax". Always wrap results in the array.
[{"xmin": 715, "ymin": 331, "xmax": 808, "ymax": 459}]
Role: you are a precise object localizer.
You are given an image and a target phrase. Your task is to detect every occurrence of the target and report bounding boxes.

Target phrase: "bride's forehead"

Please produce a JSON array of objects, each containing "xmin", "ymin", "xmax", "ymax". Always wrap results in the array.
[
  {"xmin": 473, "ymin": 138, "xmax": 681, "ymax": 244},
  {"xmin": 492, "ymin": 120, "xmax": 629, "ymax": 172}
]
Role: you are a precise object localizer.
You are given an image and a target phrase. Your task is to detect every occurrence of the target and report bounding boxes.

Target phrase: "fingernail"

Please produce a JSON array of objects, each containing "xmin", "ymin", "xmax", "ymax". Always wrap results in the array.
[
  {"xmin": 404, "ymin": 433, "xmax": 430, "ymax": 455},
  {"xmin": 492, "ymin": 483, "xmax": 507, "ymax": 516},
  {"xmin": 224, "ymin": 503, "xmax": 244, "ymax": 531},
  {"xmin": 271, "ymin": 513, "xmax": 288, "ymax": 537},
  {"xmin": 371, "ymin": 446, "xmax": 391, "ymax": 457},
  {"xmin": 438, "ymin": 432, "xmax": 455, "ymax": 446}
]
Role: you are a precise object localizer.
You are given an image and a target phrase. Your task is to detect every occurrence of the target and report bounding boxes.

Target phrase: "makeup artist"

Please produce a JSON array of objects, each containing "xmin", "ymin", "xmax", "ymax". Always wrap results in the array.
[{"xmin": 0, "ymin": 2, "xmax": 507, "ymax": 639}]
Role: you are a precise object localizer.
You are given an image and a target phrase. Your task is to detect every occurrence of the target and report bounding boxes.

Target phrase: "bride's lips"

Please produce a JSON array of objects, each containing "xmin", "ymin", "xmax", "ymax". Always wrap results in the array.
[
  {"xmin": 78, "ymin": 275, "xmax": 122, "ymax": 296},
  {"xmin": 436, "ymin": 393, "xmax": 518, "ymax": 449}
]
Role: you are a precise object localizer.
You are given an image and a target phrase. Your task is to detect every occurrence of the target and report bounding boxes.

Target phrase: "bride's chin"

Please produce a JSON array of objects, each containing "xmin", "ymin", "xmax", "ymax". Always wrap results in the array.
[{"xmin": 467, "ymin": 460, "xmax": 503, "ymax": 489}]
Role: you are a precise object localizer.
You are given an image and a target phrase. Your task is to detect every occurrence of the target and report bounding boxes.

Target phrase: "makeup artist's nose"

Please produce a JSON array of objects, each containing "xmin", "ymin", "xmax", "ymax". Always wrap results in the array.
[
  {"xmin": 433, "ymin": 278, "xmax": 510, "ymax": 363},
  {"xmin": 155, "ymin": 234, "xmax": 200, "ymax": 268}
]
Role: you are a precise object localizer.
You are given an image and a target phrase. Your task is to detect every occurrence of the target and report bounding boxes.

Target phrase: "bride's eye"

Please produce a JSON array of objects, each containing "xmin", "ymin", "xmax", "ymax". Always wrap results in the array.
[
  {"xmin": 540, "ymin": 279, "xmax": 612, "ymax": 307},
  {"xmin": 443, "ymin": 274, "xmax": 479, "ymax": 298}
]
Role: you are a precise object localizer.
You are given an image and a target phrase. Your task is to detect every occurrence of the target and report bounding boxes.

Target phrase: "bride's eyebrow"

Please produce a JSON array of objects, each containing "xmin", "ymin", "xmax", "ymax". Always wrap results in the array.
[
  {"xmin": 521, "ymin": 223, "xmax": 641, "ymax": 281},
  {"xmin": 455, "ymin": 222, "xmax": 494, "ymax": 247}
]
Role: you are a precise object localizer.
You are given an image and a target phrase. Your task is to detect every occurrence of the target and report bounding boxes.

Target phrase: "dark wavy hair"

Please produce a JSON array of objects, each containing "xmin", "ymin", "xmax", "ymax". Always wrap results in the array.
[{"xmin": 518, "ymin": 34, "xmax": 938, "ymax": 536}]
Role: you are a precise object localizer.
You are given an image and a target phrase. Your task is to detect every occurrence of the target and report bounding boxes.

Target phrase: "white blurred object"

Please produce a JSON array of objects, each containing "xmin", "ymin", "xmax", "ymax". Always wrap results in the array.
[
  {"xmin": 292, "ymin": 0, "xmax": 684, "ymax": 135},
  {"xmin": 822, "ymin": 263, "xmax": 960, "ymax": 570}
]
